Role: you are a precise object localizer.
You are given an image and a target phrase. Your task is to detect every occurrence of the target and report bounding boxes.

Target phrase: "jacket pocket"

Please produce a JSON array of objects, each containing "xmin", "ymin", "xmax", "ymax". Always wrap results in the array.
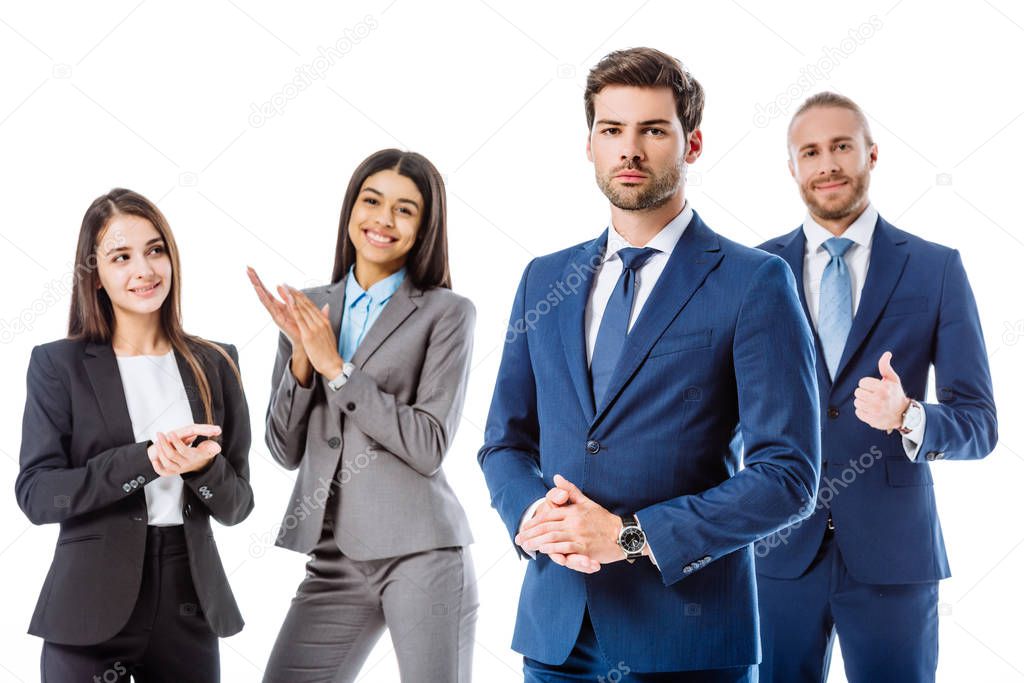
[
  {"xmin": 885, "ymin": 457, "xmax": 933, "ymax": 487},
  {"xmin": 881, "ymin": 296, "xmax": 928, "ymax": 318},
  {"xmin": 56, "ymin": 533, "xmax": 103, "ymax": 546},
  {"xmin": 648, "ymin": 328, "xmax": 713, "ymax": 358}
]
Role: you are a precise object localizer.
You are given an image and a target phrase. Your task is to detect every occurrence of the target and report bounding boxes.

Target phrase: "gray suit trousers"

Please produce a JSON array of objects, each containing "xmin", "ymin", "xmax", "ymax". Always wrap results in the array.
[{"xmin": 262, "ymin": 518, "xmax": 478, "ymax": 683}]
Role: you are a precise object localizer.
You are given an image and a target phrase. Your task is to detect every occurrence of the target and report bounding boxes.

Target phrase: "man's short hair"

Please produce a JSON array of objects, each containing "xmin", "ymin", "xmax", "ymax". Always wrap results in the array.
[{"xmin": 584, "ymin": 47, "xmax": 704, "ymax": 134}]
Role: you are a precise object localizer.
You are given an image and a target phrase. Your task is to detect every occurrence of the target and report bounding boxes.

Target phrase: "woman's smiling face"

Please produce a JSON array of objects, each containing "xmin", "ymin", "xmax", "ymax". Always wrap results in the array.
[
  {"xmin": 95, "ymin": 213, "xmax": 172, "ymax": 321},
  {"xmin": 347, "ymin": 168, "xmax": 423, "ymax": 273}
]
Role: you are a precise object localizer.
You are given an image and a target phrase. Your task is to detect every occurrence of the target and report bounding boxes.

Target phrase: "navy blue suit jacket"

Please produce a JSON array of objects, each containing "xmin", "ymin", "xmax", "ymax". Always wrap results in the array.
[
  {"xmin": 755, "ymin": 215, "xmax": 997, "ymax": 585},
  {"xmin": 478, "ymin": 212, "xmax": 821, "ymax": 671}
]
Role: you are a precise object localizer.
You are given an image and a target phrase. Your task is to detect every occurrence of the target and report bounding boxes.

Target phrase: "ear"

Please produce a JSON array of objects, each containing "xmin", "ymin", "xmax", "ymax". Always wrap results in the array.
[
  {"xmin": 684, "ymin": 129, "xmax": 703, "ymax": 163},
  {"xmin": 788, "ymin": 156, "xmax": 796, "ymax": 180},
  {"xmin": 867, "ymin": 142, "xmax": 879, "ymax": 170},
  {"xmin": 585, "ymin": 131, "xmax": 593, "ymax": 163}
]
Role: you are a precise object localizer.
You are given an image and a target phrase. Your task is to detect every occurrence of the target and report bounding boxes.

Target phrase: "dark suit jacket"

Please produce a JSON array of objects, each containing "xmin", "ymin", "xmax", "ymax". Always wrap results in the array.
[
  {"xmin": 478, "ymin": 212, "xmax": 821, "ymax": 671},
  {"xmin": 755, "ymin": 215, "xmax": 998, "ymax": 584},
  {"xmin": 16, "ymin": 337, "xmax": 254, "ymax": 645}
]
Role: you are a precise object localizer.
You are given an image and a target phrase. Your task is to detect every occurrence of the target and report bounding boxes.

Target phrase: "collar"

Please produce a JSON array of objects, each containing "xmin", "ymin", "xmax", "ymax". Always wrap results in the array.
[
  {"xmin": 802, "ymin": 203, "xmax": 878, "ymax": 254},
  {"xmin": 603, "ymin": 200, "xmax": 693, "ymax": 263},
  {"xmin": 346, "ymin": 264, "xmax": 407, "ymax": 309}
]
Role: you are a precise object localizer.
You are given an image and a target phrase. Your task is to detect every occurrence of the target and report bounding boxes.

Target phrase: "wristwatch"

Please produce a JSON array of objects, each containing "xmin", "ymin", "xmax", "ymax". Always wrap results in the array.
[
  {"xmin": 327, "ymin": 362, "xmax": 355, "ymax": 392},
  {"xmin": 898, "ymin": 399, "xmax": 923, "ymax": 435},
  {"xmin": 617, "ymin": 514, "xmax": 646, "ymax": 563}
]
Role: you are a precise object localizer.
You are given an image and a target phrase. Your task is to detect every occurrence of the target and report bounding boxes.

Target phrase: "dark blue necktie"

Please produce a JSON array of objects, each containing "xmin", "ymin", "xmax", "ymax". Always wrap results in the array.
[{"xmin": 590, "ymin": 246, "xmax": 659, "ymax": 406}]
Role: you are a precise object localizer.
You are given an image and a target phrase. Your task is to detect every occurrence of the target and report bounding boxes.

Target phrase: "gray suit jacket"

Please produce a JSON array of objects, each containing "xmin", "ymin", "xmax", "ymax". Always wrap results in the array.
[{"xmin": 266, "ymin": 276, "xmax": 475, "ymax": 560}]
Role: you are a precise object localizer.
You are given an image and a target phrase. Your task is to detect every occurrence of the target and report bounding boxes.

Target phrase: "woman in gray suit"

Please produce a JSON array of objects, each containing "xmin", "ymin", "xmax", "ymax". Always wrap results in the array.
[{"xmin": 249, "ymin": 149, "xmax": 478, "ymax": 682}]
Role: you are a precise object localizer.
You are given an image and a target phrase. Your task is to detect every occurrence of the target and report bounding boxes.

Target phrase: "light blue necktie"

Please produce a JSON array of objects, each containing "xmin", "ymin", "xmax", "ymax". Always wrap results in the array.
[
  {"xmin": 818, "ymin": 237, "xmax": 854, "ymax": 379},
  {"xmin": 590, "ymin": 246, "xmax": 659, "ymax": 406}
]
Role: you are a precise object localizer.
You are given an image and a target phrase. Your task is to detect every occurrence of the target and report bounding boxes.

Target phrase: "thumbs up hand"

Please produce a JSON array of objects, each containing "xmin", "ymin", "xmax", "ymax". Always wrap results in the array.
[{"xmin": 854, "ymin": 351, "xmax": 911, "ymax": 433}]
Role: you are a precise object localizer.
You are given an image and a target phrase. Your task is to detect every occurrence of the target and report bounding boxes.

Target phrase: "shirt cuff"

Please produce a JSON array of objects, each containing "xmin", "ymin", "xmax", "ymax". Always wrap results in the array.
[
  {"xmin": 901, "ymin": 400, "xmax": 927, "ymax": 461},
  {"xmin": 517, "ymin": 497, "xmax": 547, "ymax": 559},
  {"xmin": 633, "ymin": 514, "xmax": 659, "ymax": 569}
]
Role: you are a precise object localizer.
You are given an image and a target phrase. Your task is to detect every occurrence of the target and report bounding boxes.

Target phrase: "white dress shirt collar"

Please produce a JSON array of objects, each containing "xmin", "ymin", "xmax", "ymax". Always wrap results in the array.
[
  {"xmin": 802, "ymin": 203, "xmax": 878, "ymax": 255},
  {"xmin": 603, "ymin": 201, "xmax": 693, "ymax": 263}
]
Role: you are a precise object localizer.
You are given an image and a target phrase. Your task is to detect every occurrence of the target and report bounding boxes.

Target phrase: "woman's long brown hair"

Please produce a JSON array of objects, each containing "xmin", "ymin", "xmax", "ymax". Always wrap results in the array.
[
  {"xmin": 68, "ymin": 188, "xmax": 240, "ymax": 425},
  {"xmin": 331, "ymin": 149, "xmax": 452, "ymax": 288}
]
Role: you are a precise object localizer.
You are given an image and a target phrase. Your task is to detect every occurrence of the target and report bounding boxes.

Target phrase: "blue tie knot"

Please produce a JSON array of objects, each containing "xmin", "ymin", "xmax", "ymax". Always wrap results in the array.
[
  {"xmin": 823, "ymin": 237, "xmax": 853, "ymax": 259},
  {"xmin": 617, "ymin": 246, "xmax": 659, "ymax": 272}
]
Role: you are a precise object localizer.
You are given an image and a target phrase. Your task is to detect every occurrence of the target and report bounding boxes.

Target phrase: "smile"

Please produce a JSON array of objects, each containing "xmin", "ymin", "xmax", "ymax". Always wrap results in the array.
[
  {"xmin": 363, "ymin": 229, "xmax": 397, "ymax": 246},
  {"xmin": 815, "ymin": 180, "xmax": 848, "ymax": 191},
  {"xmin": 129, "ymin": 281, "xmax": 161, "ymax": 297}
]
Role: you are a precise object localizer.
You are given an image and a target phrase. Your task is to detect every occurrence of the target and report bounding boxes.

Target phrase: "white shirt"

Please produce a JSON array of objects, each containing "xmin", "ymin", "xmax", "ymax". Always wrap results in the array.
[
  {"xmin": 801, "ymin": 204, "xmax": 926, "ymax": 460},
  {"xmin": 116, "ymin": 351, "xmax": 192, "ymax": 525},
  {"xmin": 585, "ymin": 202, "xmax": 694, "ymax": 365},
  {"xmin": 518, "ymin": 202, "xmax": 694, "ymax": 567}
]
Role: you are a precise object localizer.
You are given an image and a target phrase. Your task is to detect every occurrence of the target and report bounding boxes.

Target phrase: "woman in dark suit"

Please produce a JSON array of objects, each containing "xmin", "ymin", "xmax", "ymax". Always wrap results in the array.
[
  {"xmin": 16, "ymin": 188, "xmax": 253, "ymax": 682},
  {"xmin": 248, "ymin": 149, "xmax": 478, "ymax": 682}
]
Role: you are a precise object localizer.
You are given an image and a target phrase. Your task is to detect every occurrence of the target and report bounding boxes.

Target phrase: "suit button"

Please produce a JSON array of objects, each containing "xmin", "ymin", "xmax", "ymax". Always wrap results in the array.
[
  {"xmin": 327, "ymin": 437, "xmax": 341, "ymax": 449},
  {"xmin": 346, "ymin": 402, "xmax": 356, "ymax": 411},
  {"xmin": 184, "ymin": 504, "xmax": 192, "ymax": 519},
  {"xmin": 131, "ymin": 515, "xmax": 144, "ymax": 522},
  {"xmin": 926, "ymin": 451, "xmax": 940, "ymax": 461},
  {"xmin": 585, "ymin": 440, "xmax": 601, "ymax": 454},
  {"xmin": 827, "ymin": 407, "xmax": 840, "ymax": 419}
]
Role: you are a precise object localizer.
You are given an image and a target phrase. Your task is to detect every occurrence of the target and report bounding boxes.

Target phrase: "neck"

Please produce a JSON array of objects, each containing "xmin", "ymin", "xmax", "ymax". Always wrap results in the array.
[
  {"xmin": 354, "ymin": 256, "xmax": 404, "ymax": 291},
  {"xmin": 609, "ymin": 189, "xmax": 686, "ymax": 247},
  {"xmin": 812, "ymin": 199, "xmax": 869, "ymax": 237},
  {"xmin": 111, "ymin": 311, "xmax": 168, "ymax": 356}
]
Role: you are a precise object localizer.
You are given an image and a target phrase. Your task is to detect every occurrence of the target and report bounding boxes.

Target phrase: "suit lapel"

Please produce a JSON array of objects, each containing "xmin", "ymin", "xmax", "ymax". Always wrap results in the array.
[
  {"xmin": 558, "ymin": 231, "xmax": 607, "ymax": 423},
  {"xmin": 83, "ymin": 341, "xmax": 203, "ymax": 442},
  {"xmin": 84, "ymin": 342, "xmax": 137, "ymax": 445},
  {"xmin": 348, "ymin": 276, "xmax": 420, "ymax": 368},
  {"xmin": 776, "ymin": 227, "xmax": 832, "ymax": 392},
  {"xmin": 172, "ymin": 345, "xmax": 205, "ymax": 424},
  {"xmin": 832, "ymin": 216, "xmax": 908, "ymax": 384},
  {"xmin": 591, "ymin": 211, "xmax": 723, "ymax": 427}
]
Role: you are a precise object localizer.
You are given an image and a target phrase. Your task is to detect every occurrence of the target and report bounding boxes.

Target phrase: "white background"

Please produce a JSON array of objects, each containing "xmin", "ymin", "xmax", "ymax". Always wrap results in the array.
[{"xmin": 1, "ymin": 1, "xmax": 1022, "ymax": 681}]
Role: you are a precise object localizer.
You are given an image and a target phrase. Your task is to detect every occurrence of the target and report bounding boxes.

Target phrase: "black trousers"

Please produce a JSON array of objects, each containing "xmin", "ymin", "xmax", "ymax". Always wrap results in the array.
[{"xmin": 41, "ymin": 525, "xmax": 220, "ymax": 683}]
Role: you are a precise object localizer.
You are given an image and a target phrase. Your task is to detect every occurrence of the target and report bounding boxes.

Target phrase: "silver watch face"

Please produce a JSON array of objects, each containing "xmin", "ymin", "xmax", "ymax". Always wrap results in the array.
[{"xmin": 619, "ymin": 526, "xmax": 645, "ymax": 554}]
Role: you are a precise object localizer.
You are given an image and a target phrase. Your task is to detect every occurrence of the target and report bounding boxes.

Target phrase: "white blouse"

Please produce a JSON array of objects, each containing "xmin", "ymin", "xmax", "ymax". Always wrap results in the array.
[{"xmin": 116, "ymin": 351, "xmax": 193, "ymax": 526}]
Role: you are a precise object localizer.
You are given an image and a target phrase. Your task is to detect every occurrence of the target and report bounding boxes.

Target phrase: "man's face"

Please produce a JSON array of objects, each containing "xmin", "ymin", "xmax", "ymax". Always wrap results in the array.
[
  {"xmin": 587, "ymin": 85, "xmax": 701, "ymax": 211},
  {"xmin": 788, "ymin": 105, "xmax": 877, "ymax": 221}
]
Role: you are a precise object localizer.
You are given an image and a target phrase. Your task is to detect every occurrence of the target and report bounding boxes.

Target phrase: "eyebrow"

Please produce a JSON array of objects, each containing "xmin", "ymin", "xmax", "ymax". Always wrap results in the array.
[
  {"xmin": 105, "ymin": 237, "xmax": 164, "ymax": 256},
  {"xmin": 798, "ymin": 135, "xmax": 856, "ymax": 151},
  {"xmin": 361, "ymin": 186, "xmax": 421, "ymax": 208},
  {"xmin": 595, "ymin": 118, "xmax": 674, "ymax": 127}
]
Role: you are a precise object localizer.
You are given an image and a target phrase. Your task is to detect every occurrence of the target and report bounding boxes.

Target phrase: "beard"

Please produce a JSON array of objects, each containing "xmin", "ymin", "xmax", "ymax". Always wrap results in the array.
[
  {"xmin": 800, "ymin": 168, "xmax": 870, "ymax": 221},
  {"xmin": 596, "ymin": 157, "xmax": 684, "ymax": 211}
]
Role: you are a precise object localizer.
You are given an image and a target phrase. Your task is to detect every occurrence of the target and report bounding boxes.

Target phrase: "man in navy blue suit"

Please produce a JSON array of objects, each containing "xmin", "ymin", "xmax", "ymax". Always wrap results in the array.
[
  {"xmin": 755, "ymin": 92, "xmax": 998, "ymax": 682},
  {"xmin": 478, "ymin": 47, "xmax": 821, "ymax": 681}
]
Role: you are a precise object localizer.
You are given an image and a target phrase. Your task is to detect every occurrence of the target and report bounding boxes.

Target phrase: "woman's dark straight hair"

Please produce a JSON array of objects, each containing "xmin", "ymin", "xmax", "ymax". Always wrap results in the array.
[
  {"xmin": 68, "ymin": 187, "xmax": 240, "ymax": 426},
  {"xmin": 331, "ymin": 149, "xmax": 451, "ymax": 289}
]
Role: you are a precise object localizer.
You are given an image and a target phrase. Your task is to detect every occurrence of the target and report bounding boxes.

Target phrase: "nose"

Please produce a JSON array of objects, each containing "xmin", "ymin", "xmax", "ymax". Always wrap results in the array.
[
  {"xmin": 817, "ymin": 151, "xmax": 841, "ymax": 176},
  {"xmin": 619, "ymin": 131, "xmax": 644, "ymax": 166},
  {"xmin": 136, "ymin": 259, "xmax": 156, "ymax": 280}
]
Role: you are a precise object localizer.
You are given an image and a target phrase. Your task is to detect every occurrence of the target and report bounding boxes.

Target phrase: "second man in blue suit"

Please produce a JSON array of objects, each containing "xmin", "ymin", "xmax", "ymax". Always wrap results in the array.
[
  {"xmin": 478, "ymin": 47, "xmax": 821, "ymax": 681},
  {"xmin": 755, "ymin": 92, "xmax": 998, "ymax": 682}
]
